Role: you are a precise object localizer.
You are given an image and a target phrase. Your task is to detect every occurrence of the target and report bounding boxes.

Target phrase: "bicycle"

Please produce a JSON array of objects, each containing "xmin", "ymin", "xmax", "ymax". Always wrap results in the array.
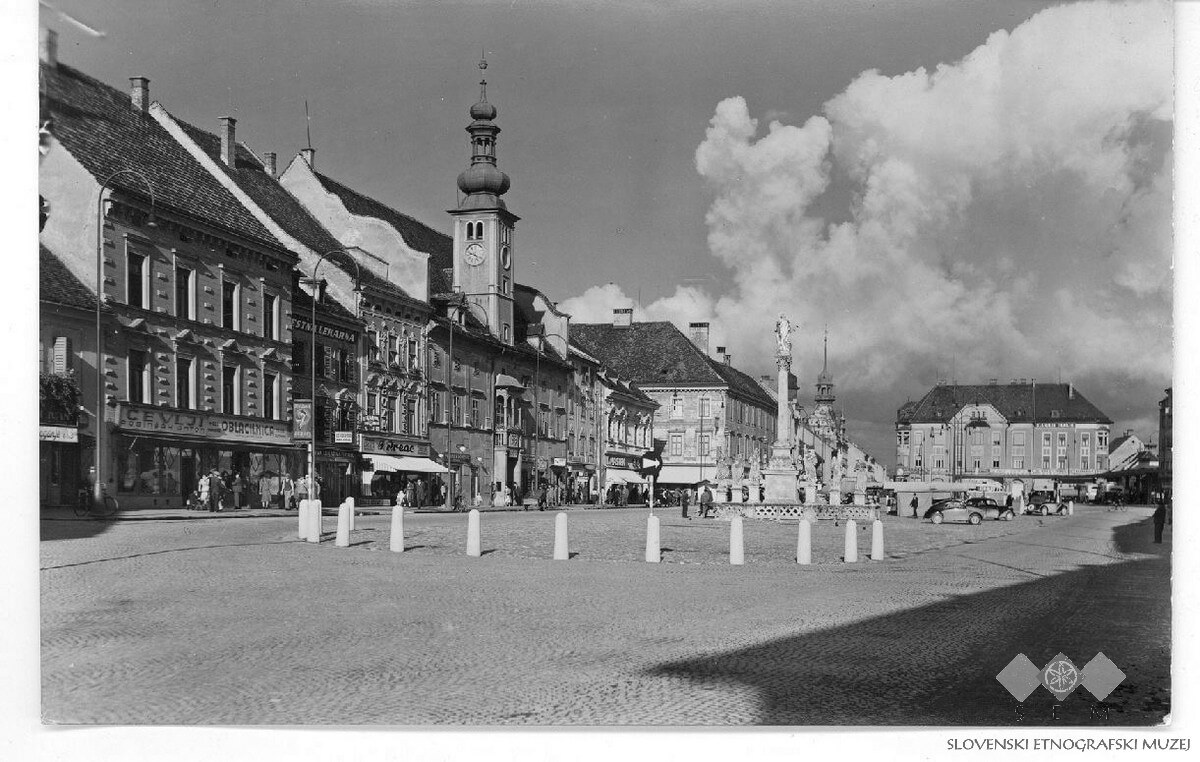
[{"xmin": 75, "ymin": 486, "xmax": 120, "ymax": 519}]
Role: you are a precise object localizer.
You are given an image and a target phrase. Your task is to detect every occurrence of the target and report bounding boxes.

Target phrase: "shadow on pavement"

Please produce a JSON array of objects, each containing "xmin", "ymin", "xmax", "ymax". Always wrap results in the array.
[
  {"xmin": 648, "ymin": 516, "xmax": 1170, "ymax": 726},
  {"xmin": 40, "ymin": 516, "xmax": 116, "ymax": 542}
]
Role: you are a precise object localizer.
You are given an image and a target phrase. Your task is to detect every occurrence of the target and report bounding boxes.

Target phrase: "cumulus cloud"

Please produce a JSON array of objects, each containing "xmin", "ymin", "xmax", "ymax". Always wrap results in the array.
[{"xmin": 562, "ymin": 0, "xmax": 1173, "ymax": 455}]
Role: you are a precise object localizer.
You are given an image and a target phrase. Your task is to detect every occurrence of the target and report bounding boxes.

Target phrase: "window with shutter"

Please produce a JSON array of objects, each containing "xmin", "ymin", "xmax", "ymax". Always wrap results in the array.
[
  {"xmin": 323, "ymin": 345, "xmax": 336, "ymax": 380},
  {"xmin": 52, "ymin": 336, "xmax": 70, "ymax": 375}
]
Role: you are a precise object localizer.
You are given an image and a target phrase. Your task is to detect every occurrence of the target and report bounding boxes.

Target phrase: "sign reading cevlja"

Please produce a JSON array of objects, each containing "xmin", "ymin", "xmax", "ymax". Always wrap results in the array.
[
  {"xmin": 39, "ymin": 425, "xmax": 79, "ymax": 443},
  {"xmin": 117, "ymin": 403, "xmax": 294, "ymax": 445}
]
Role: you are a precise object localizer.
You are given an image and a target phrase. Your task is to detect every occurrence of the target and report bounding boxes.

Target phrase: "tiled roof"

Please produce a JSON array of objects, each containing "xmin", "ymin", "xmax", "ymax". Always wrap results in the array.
[
  {"xmin": 168, "ymin": 118, "xmax": 420, "ymax": 307},
  {"xmin": 570, "ymin": 321, "xmax": 775, "ymax": 408},
  {"xmin": 309, "ymin": 170, "xmax": 454, "ymax": 294},
  {"xmin": 40, "ymin": 62, "xmax": 280, "ymax": 248},
  {"xmin": 40, "ymin": 244, "xmax": 95, "ymax": 310},
  {"xmin": 897, "ymin": 383, "xmax": 1112, "ymax": 425}
]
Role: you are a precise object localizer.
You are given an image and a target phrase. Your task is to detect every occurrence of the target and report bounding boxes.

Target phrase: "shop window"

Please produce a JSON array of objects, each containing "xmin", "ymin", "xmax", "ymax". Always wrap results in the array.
[
  {"xmin": 128, "ymin": 350, "xmax": 150, "ymax": 403},
  {"xmin": 175, "ymin": 266, "xmax": 193, "ymax": 320}
]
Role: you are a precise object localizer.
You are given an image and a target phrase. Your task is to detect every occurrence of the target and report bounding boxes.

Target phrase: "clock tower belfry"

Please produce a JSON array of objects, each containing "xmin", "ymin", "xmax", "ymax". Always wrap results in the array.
[{"xmin": 449, "ymin": 56, "xmax": 519, "ymax": 345}]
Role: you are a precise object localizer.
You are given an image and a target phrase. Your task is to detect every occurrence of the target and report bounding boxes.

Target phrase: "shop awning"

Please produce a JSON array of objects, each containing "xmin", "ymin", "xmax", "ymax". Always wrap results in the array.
[
  {"xmin": 656, "ymin": 465, "xmax": 711, "ymax": 484},
  {"xmin": 368, "ymin": 454, "xmax": 448, "ymax": 473},
  {"xmin": 605, "ymin": 468, "xmax": 646, "ymax": 486}
]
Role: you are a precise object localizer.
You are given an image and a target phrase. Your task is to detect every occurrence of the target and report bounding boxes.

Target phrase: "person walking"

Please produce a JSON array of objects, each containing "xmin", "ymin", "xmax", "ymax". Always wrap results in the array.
[
  {"xmin": 700, "ymin": 484, "xmax": 714, "ymax": 518},
  {"xmin": 416, "ymin": 478, "xmax": 427, "ymax": 508},
  {"xmin": 909, "ymin": 495, "xmax": 919, "ymax": 518},
  {"xmin": 681, "ymin": 486, "xmax": 692, "ymax": 519},
  {"xmin": 1153, "ymin": 498, "xmax": 1167, "ymax": 543},
  {"xmin": 405, "ymin": 480, "xmax": 417, "ymax": 510},
  {"xmin": 232, "ymin": 472, "xmax": 245, "ymax": 510},
  {"xmin": 537, "ymin": 482, "xmax": 548, "ymax": 511},
  {"xmin": 281, "ymin": 474, "xmax": 295, "ymax": 510}
]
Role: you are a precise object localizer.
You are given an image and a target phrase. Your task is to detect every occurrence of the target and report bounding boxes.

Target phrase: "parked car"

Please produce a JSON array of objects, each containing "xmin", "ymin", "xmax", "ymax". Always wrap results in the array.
[
  {"xmin": 925, "ymin": 496, "xmax": 1013, "ymax": 525},
  {"xmin": 1023, "ymin": 497, "xmax": 1069, "ymax": 516}
]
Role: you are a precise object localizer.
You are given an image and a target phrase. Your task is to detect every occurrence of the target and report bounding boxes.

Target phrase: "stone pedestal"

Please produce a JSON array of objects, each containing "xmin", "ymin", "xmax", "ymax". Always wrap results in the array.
[
  {"xmin": 829, "ymin": 489, "xmax": 842, "ymax": 506},
  {"xmin": 853, "ymin": 491, "xmax": 866, "ymax": 506}
]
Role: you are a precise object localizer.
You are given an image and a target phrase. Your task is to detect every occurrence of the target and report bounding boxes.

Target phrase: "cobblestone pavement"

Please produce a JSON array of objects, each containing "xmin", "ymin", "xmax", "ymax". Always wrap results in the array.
[{"xmin": 41, "ymin": 505, "xmax": 1169, "ymax": 725}]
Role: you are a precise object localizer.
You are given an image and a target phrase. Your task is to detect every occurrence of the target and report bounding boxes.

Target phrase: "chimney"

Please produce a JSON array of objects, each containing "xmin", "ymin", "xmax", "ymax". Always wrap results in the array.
[
  {"xmin": 40, "ymin": 28, "xmax": 57, "ymax": 66},
  {"xmin": 300, "ymin": 147, "xmax": 316, "ymax": 168},
  {"xmin": 612, "ymin": 308, "xmax": 633, "ymax": 328},
  {"xmin": 263, "ymin": 152, "xmax": 277, "ymax": 177},
  {"xmin": 688, "ymin": 322, "xmax": 710, "ymax": 355},
  {"xmin": 130, "ymin": 77, "xmax": 150, "ymax": 112},
  {"xmin": 219, "ymin": 116, "xmax": 237, "ymax": 166},
  {"xmin": 1068, "ymin": 382, "xmax": 1075, "ymax": 399}
]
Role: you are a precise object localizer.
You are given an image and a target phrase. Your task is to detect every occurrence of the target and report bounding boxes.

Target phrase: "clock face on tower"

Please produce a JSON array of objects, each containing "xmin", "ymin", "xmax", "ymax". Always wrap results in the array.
[{"xmin": 464, "ymin": 243, "xmax": 485, "ymax": 266}]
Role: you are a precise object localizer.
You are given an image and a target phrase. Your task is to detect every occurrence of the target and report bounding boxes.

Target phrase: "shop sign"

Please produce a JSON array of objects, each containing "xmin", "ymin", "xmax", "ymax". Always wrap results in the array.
[
  {"xmin": 291, "ymin": 316, "xmax": 358, "ymax": 345},
  {"xmin": 39, "ymin": 425, "xmax": 78, "ymax": 443},
  {"xmin": 537, "ymin": 457, "xmax": 549, "ymax": 470},
  {"xmin": 552, "ymin": 457, "xmax": 567, "ymax": 467},
  {"xmin": 316, "ymin": 448, "xmax": 353, "ymax": 462},
  {"xmin": 361, "ymin": 414, "xmax": 381, "ymax": 429},
  {"xmin": 360, "ymin": 434, "xmax": 431, "ymax": 457},
  {"xmin": 117, "ymin": 403, "xmax": 294, "ymax": 445},
  {"xmin": 605, "ymin": 454, "xmax": 635, "ymax": 469},
  {"xmin": 293, "ymin": 400, "xmax": 313, "ymax": 441},
  {"xmin": 334, "ymin": 431, "xmax": 354, "ymax": 444}
]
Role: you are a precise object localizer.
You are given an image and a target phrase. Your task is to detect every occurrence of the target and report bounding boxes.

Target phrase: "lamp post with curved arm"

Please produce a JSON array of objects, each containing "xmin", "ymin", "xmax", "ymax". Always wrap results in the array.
[
  {"xmin": 301, "ymin": 250, "xmax": 363, "ymax": 502},
  {"xmin": 94, "ymin": 169, "xmax": 157, "ymax": 510}
]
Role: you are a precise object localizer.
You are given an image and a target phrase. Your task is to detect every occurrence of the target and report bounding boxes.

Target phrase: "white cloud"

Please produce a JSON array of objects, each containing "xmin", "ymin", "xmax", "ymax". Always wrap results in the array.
[{"xmin": 564, "ymin": 0, "xmax": 1173, "ymax": 452}]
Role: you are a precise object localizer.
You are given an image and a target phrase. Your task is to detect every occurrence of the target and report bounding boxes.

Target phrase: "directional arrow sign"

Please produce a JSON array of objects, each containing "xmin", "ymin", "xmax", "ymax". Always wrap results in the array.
[{"xmin": 641, "ymin": 454, "xmax": 661, "ymax": 471}]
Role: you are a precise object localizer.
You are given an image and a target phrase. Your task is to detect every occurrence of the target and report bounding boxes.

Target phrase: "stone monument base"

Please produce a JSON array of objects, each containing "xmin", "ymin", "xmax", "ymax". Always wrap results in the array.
[{"xmin": 713, "ymin": 503, "xmax": 880, "ymax": 522}]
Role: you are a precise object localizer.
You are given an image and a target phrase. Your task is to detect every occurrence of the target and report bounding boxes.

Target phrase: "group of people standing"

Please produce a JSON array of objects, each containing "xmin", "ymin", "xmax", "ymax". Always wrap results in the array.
[
  {"xmin": 677, "ymin": 485, "xmax": 715, "ymax": 519},
  {"xmin": 187, "ymin": 471, "xmax": 320, "ymax": 512}
]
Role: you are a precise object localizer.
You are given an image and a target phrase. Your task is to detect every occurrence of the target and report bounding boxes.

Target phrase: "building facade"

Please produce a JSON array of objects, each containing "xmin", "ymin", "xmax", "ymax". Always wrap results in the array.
[
  {"xmin": 571, "ymin": 313, "xmax": 777, "ymax": 487},
  {"xmin": 40, "ymin": 45, "xmax": 302, "ymax": 508},
  {"xmin": 1159, "ymin": 388, "xmax": 1172, "ymax": 501},
  {"xmin": 895, "ymin": 381, "xmax": 1112, "ymax": 482}
]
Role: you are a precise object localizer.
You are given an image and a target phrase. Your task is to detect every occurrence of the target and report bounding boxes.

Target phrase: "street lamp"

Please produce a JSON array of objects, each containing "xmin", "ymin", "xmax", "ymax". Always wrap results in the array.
[
  {"xmin": 302, "ymin": 250, "xmax": 362, "ymax": 502},
  {"xmin": 94, "ymin": 169, "xmax": 157, "ymax": 510}
]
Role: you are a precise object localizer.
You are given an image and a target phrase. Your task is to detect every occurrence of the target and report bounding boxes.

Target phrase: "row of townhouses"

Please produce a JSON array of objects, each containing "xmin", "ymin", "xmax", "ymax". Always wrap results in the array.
[{"xmin": 40, "ymin": 30, "xmax": 868, "ymax": 510}]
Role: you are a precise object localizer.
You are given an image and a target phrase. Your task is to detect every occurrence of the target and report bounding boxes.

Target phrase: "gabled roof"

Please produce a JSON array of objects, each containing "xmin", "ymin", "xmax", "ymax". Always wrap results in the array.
[
  {"xmin": 570, "ymin": 321, "xmax": 775, "ymax": 408},
  {"xmin": 40, "ymin": 62, "xmax": 280, "ymax": 248},
  {"xmin": 40, "ymin": 244, "xmax": 96, "ymax": 310},
  {"xmin": 897, "ymin": 383, "xmax": 1112, "ymax": 425},
  {"xmin": 166, "ymin": 117, "xmax": 420, "ymax": 307},
  {"xmin": 309, "ymin": 170, "xmax": 454, "ymax": 294}
]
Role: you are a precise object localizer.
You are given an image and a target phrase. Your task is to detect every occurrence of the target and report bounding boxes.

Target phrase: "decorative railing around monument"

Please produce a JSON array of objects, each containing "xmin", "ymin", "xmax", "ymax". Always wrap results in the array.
[{"xmin": 713, "ymin": 502, "xmax": 880, "ymax": 522}]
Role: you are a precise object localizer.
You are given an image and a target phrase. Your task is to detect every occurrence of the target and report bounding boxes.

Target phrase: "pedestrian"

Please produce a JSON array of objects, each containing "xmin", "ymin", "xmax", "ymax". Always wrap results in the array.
[
  {"xmin": 909, "ymin": 495, "xmax": 919, "ymax": 518},
  {"xmin": 206, "ymin": 469, "xmax": 224, "ymax": 512},
  {"xmin": 681, "ymin": 486, "xmax": 691, "ymax": 519},
  {"xmin": 405, "ymin": 480, "xmax": 417, "ymax": 509},
  {"xmin": 281, "ymin": 474, "xmax": 295, "ymax": 510},
  {"xmin": 1153, "ymin": 498, "xmax": 1167, "ymax": 543},
  {"xmin": 537, "ymin": 482, "xmax": 548, "ymax": 511},
  {"xmin": 416, "ymin": 478, "xmax": 427, "ymax": 508},
  {"xmin": 700, "ymin": 484, "xmax": 714, "ymax": 518},
  {"xmin": 232, "ymin": 472, "xmax": 244, "ymax": 510}
]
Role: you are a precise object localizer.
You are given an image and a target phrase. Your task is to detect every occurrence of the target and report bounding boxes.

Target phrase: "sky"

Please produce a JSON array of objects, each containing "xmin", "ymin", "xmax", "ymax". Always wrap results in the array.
[{"xmin": 34, "ymin": 0, "xmax": 1174, "ymax": 466}]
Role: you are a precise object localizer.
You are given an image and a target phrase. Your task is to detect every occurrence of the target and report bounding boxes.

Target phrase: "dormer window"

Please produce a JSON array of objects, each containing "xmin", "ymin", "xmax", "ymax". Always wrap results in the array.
[{"xmin": 1050, "ymin": 410, "xmax": 1061, "ymax": 419}]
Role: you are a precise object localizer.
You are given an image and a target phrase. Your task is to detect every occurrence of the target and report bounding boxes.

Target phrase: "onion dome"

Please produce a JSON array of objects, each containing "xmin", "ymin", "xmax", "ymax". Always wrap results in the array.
[
  {"xmin": 457, "ymin": 163, "xmax": 510, "ymax": 196},
  {"xmin": 470, "ymin": 99, "xmax": 497, "ymax": 121}
]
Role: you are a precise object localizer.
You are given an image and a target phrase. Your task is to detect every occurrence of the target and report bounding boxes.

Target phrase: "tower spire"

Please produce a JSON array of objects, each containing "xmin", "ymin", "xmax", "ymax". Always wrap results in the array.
[{"xmin": 456, "ymin": 53, "xmax": 509, "ymax": 210}]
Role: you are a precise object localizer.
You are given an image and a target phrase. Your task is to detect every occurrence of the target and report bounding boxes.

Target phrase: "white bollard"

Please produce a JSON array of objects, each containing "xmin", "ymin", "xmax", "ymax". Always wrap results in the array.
[
  {"xmin": 390, "ymin": 506, "xmax": 404, "ymax": 552},
  {"xmin": 844, "ymin": 519, "xmax": 858, "ymax": 562},
  {"xmin": 730, "ymin": 516, "xmax": 744, "ymax": 565},
  {"xmin": 797, "ymin": 518, "xmax": 811, "ymax": 565},
  {"xmin": 347, "ymin": 497, "xmax": 356, "ymax": 531},
  {"xmin": 553, "ymin": 512, "xmax": 569, "ymax": 560},
  {"xmin": 305, "ymin": 500, "xmax": 322, "ymax": 543},
  {"xmin": 466, "ymin": 509, "xmax": 481, "ymax": 557},
  {"xmin": 297, "ymin": 500, "xmax": 307, "ymax": 540},
  {"xmin": 335, "ymin": 502, "xmax": 351, "ymax": 547},
  {"xmin": 870, "ymin": 519, "xmax": 884, "ymax": 561},
  {"xmin": 645, "ymin": 515, "xmax": 660, "ymax": 563},
  {"xmin": 1068, "ymin": 499, "xmax": 1075, "ymax": 516}
]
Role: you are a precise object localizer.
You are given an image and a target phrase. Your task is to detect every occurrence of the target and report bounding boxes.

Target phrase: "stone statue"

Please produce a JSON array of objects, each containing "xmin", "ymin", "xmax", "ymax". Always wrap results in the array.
[
  {"xmin": 749, "ymin": 458, "xmax": 762, "ymax": 484},
  {"xmin": 775, "ymin": 313, "xmax": 794, "ymax": 357},
  {"xmin": 715, "ymin": 458, "xmax": 733, "ymax": 481}
]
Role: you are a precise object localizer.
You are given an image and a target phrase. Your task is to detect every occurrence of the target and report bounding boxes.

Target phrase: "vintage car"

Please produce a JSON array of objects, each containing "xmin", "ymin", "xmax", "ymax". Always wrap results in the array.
[{"xmin": 925, "ymin": 496, "xmax": 1014, "ymax": 525}]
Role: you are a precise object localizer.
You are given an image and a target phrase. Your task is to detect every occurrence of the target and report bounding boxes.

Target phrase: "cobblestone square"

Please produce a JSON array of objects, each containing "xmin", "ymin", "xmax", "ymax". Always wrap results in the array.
[{"xmin": 41, "ymin": 505, "xmax": 1169, "ymax": 725}]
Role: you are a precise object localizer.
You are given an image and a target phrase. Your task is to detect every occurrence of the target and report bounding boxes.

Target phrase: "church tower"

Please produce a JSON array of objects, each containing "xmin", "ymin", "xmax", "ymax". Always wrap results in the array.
[
  {"xmin": 449, "ymin": 57, "xmax": 519, "ymax": 345},
  {"xmin": 808, "ymin": 328, "xmax": 841, "ymax": 441}
]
